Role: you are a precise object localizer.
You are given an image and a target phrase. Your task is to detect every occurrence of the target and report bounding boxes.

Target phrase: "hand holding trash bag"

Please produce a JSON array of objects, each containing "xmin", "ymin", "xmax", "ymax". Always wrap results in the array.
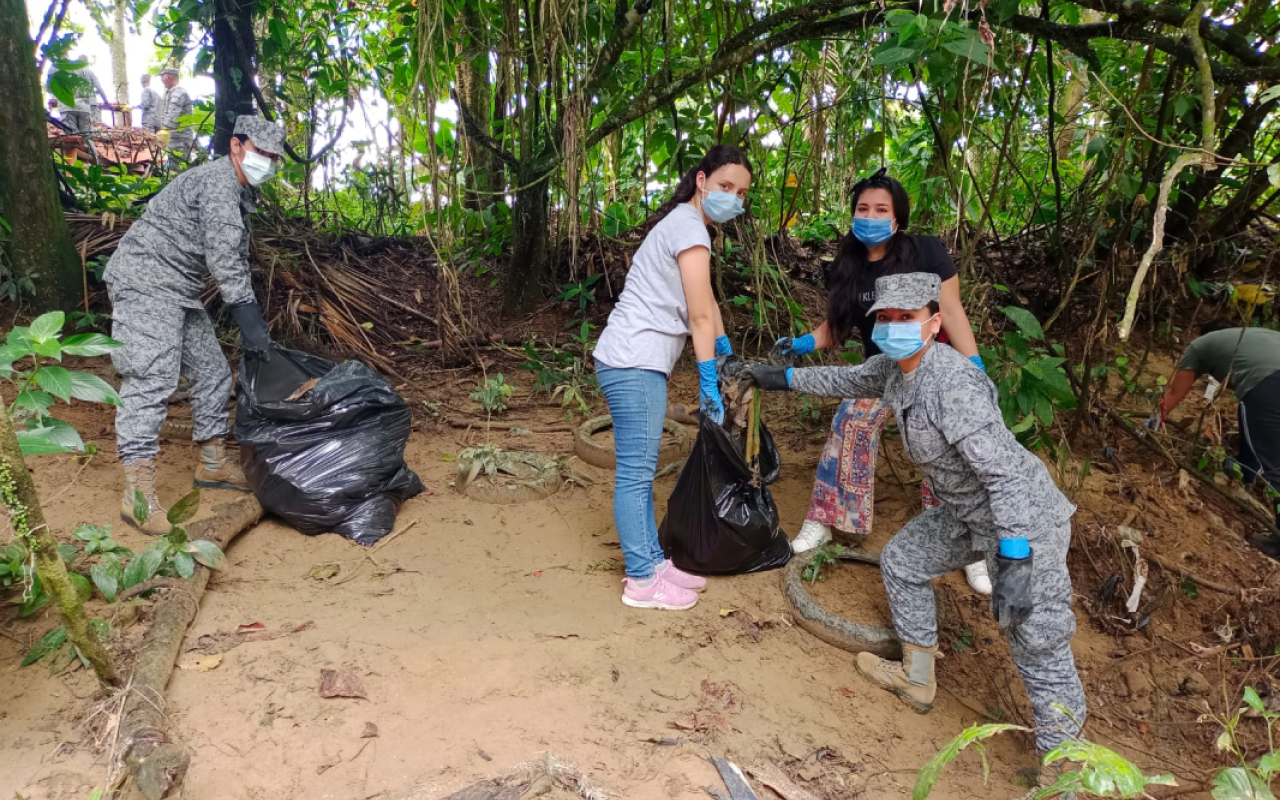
[{"xmin": 726, "ymin": 360, "xmax": 791, "ymax": 391}]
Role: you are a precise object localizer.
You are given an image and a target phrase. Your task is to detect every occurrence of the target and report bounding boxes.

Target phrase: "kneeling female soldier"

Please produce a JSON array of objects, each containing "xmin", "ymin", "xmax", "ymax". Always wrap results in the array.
[{"xmin": 735, "ymin": 272, "xmax": 1085, "ymax": 756}]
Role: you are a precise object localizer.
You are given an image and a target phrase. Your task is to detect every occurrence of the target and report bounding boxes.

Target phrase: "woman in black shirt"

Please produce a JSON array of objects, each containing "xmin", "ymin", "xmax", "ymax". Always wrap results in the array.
[{"xmin": 776, "ymin": 170, "xmax": 991, "ymax": 593}]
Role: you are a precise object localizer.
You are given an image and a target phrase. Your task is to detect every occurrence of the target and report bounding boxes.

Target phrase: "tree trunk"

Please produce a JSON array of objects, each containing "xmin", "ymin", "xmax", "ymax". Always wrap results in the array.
[
  {"xmin": 0, "ymin": 0, "xmax": 82, "ymax": 311},
  {"xmin": 456, "ymin": 5, "xmax": 492, "ymax": 210},
  {"xmin": 110, "ymin": 0, "xmax": 128, "ymax": 114},
  {"xmin": 0, "ymin": 407, "xmax": 117, "ymax": 686},
  {"xmin": 504, "ymin": 171, "xmax": 552, "ymax": 314},
  {"xmin": 211, "ymin": 0, "xmax": 258, "ymax": 155}
]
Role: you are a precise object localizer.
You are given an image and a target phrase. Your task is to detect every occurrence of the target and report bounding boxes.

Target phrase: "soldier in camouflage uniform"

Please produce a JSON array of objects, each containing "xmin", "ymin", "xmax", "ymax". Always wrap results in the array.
[
  {"xmin": 736, "ymin": 272, "xmax": 1085, "ymax": 762},
  {"xmin": 105, "ymin": 115, "xmax": 284, "ymax": 534},
  {"xmin": 156, "ymin": 67, "xmax": 194, "ymax": 159},
  {"xmin": 137, "ymin": 74, "xmax": 161, "ymax": 132}
]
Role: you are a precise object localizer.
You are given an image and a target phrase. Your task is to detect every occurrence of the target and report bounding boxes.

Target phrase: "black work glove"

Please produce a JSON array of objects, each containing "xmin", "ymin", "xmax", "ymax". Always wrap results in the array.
[
  {"xmin": 991, "ymin": 551, "xmax": 1034, "ymax": 634},
  {"xmin": 740, "ymin": 362, "xmax": 791, "ymax": 392},
  {"xmin": 229, "ymin": 301, "xmax": 271, "ymax": 360},
  {"xmin": 716, "ymin": 353, "xmax": 743, "ymax": 382}
]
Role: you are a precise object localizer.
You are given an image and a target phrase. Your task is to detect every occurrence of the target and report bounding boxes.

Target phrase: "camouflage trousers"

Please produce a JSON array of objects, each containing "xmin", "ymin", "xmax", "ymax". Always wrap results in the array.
[
  {"xmin": 109, "ymin": 289, "xmax": 231, "ymax": 464},
  {"xmin": 880, "ymin": 507, "xmax": 1085, "ymax": 752}
]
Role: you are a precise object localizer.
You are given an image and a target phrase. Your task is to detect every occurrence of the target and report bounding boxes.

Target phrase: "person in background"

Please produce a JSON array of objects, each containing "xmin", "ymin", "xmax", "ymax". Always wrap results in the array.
[
  {"xmin": 105, "ymin": 115, "xmax": 284, "ymax": 535},
  {"xmin": 593, "ymin": 145, "xmax": 752, "ymax": 611},
  {"xmin": 138, "ymin": 73, "xmax": 161, "ymax": 132},
  {"xmin": 157, "ymin": 67, "xmax": 194, "ymax": 158},
  {"xmin": 775, "ymin": 169, "xmax": 992, "ymax": 595},
  {"xmin": 1157, "ymin": 321, "xmax": 1280, "ymax": 529},
  {"xmin": 55, "ymin": 59, "xmax": 109, "ymax": 135},
  {"xmin": 736, "ymin": 272, "xmax": 1084, "ymax": 786}
]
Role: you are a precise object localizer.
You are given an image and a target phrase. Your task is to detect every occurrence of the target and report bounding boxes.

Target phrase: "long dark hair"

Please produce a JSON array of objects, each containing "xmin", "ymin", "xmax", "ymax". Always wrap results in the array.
[
  {"xmin": 649, "ymin": 144, "xmax": 754, "ymax": 224},
  {"xmin": 827, "ymin": 169, "xmax": 918, "ymax": 346}
]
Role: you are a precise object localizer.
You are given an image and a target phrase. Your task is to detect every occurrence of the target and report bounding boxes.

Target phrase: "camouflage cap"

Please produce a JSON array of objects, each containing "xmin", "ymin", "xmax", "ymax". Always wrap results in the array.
[
  {"xmin": 867, "ymin": 272, "xmax": 942, "ymax": 314},
  {"xmin": 233, "ymin": 114, "xmax": 286, "ymax": 155},
  {"xmin": 160, "ymin": 67, "xmax": 180, "ymax": 76}
]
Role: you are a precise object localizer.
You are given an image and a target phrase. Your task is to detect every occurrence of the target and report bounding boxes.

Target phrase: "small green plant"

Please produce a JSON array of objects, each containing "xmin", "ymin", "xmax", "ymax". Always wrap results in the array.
[
  {"xmin": 520, "ymin": 339, "xmax": 599, "ymax": 415},
  {"xmin": 470, "ymin": 373, "xmax": 514, "ymax": 414},
  {"xmin": 22, "ymin": 618, "xmax": 111, "ymax": 672},
  {"xmin": 979, "ymin": 307, "xmax": 1077, "ymax": 449},
  {"xmin": 1201, "ymin": 685, "xmax": 1280, "ymax": 800},
  {"xmin": 559, "ymin": 274, "xmax": 603, "ymax": 320},
  {"xmin": 1, "ymin": 311, "xmax": 123, "ymax": 455},
  {"xmin": 457, "ymin": 443, "xmax": 503, "ymax": 490},
  {"xmin": 803, "ymin": 542, "xmax": 846, "ymax": 583},
  {"xmin": 952, "ymin": 628, "xmax": 974, "ymax": 654},
  {"xmin": 796, "ymin": 396, "xmax": 823, "ymax": 429}
]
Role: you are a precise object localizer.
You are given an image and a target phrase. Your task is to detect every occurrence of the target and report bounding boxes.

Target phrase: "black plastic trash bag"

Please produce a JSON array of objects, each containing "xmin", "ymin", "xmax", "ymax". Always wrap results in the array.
[
  {"xmin": 234, "ymin": 345, "xmax": 425, "ymax": 546},
  {"xmin": 658, "ymin": 415, "xmax": 792, "ymax": 575}
]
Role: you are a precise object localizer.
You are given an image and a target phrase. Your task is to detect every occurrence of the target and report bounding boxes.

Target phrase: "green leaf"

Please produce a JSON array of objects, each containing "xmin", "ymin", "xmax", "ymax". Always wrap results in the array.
[
  {"xmin": 172, "ymin": 550, "xmax": 196, "ymax": 579},
  {"xmin": 28, "ymin": 311, "xmax": 65, "ymax": 344},
  {"xmin": 999, "ymin": 307, "xmax": 1045, "ymax": 341},
  {"xmin": 69, "ymin": 572, "xmax": 93, "ymax": 602},
  {"xmin": 1258, "ymin": 754, "xmax": 1280, "ymax": 780},
  {"xmin": 872, "ymin": 46, "xmax": 919, "ymax": 66},
  {"xmin": 22, "ymin": 626, "xmax": 68, "ymax": 667},
  {"xmin": 12, "ymin": 390, "xmax": 56, "ymax": 416},
  {"xmin": 35, "ymin": 366, "xmax": 73, "ymax": 401},
  {"xmin": 1086, "ymin": 136, "xmax": 1107, "ymax": 159},
  {"xmin": 185, "ymin": 539, "xmax": 227, "ymax": 570},
  {"xmin": 167, "ymin": 488, "xmax": 201, "ymax": 525},
  {"xmin": 47, "ymin": 70, "xmax": 78, "ymax": 108},
  {"xmin": 913, "ymin": 723, "xmax": 1025, "ymax": 800},
  {"xmin": 61, "ymin": 333, "xmax": 122, "ymax": 357},
  {"xmin": 69, "ymin": 371, "xmax": 121, "ymax": 406},
  {"xmin": 1042, "ymin": 739, "xmax": 1151, "ymax": 797},
  {"xmin": 1211, "ymin": 766, "xmax": 1275, "ymax": 800},
  {"xmin": 122, "ymin": 545, "xmax": 166, "ymax": 589},
  {"xmin": 32, "ymin": 338, "xmax": 63, "ymax": 359},
  {"xmin": 91, "ymin": 563, "xmax": 119, "ymax": 602},
  {"xmin": 15, "ymin": 422, "xmax": 82, "ymax": 456},
  {"xmin": 134, "ymin": 489, "xmax": 151, "ymax": 525},
  {"xmin": 941, "ymin": 37, "xmax": 993, "ymax": 67}
]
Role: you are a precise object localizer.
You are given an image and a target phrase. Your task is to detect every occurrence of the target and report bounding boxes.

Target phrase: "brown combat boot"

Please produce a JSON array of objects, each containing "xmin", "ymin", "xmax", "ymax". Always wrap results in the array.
[
  {"xmin": 855, "ymin": 642, "xmax": 938, "ymax": 713},
  {"xmin": 121, "ymin": 461, "xmax": 170, "ymax": 536},
  {"xmin": 194, "ymin": 439, "xmax": 251, "ymax": 493}
]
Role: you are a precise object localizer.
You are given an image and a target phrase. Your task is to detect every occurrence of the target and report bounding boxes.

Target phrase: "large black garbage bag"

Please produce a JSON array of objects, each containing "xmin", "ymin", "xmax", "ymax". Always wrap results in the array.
[
  {"xmin": 234, "ymin": 345, "xmax": 425, "ymax": 546},
  {"xmin": 659, "ymin": 415, "xmax": 792, "ymax": 575}
]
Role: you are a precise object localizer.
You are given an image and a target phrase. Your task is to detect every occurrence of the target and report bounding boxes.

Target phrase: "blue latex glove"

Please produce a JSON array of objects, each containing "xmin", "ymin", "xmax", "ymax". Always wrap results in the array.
[
  {"xmin": 697, "ymin": 358, "xmax": 725, "ymax": 425},
  {"xmin": 969, "ymin": 354, "xmax": 986, "ymax": 373},
  {"xmin": 714, "ymin": 335, "xmax": 733, "ymax": 357},
  {"xmin": 774, "ymin": 333, "xmax": 816, "ymax": 357},
  {"xmin": 998, "ymin": 538, "xmax": 1029, "ymax": 559}
]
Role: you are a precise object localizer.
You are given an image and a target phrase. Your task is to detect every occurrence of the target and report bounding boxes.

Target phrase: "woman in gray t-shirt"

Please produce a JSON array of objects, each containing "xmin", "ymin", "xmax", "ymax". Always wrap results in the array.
[{"xmin": 594, "ymin": 145, "xmax": 753, "ymax": 611}]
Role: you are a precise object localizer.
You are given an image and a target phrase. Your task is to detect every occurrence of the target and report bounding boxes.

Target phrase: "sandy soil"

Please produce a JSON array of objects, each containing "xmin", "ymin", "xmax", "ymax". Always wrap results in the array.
[{"xmin": 3, "ymin": 363, "xmax": 1278, "ymax": 800}]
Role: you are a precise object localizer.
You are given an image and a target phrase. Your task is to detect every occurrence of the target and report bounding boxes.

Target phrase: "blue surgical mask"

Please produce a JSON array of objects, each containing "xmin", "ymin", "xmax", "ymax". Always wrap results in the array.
[
  {"xmin": 701, "ymin": 190, "xmax": 744, "ymax": 223},
  {"xmin": 871, "ymin": 315, "xmax": 937, "ymax": 361},
  {"xmin": 852, "ymin": 216, "xmax": 895, "ymax": 247}
]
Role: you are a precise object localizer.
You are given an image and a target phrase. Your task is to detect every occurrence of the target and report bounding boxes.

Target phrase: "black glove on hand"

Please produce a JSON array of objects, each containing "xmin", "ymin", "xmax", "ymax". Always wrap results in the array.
[
  {"xmin": 742, "ymin": 363, "xmax": 791, "ymax": 391},
  {"xmin": 717, "ymin": 353, "xmax": 743, "ymax": 382},
  {"xmin": 991, "ymin": 551, "xmax": 1034, "ymax": 634},
  {"xmin": 229, "ymin": 301, "xmax": 271, "ymax": 359}
]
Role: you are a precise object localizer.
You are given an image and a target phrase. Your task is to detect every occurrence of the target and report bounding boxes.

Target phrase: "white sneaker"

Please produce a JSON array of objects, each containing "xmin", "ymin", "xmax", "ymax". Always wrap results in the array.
[
  {"xmin": 964, "ymin": 560, "xmax": 993, "ymax": 595},
  {"xmin": 792, "ymin": 520, "xmax": 832, "ymax": 553}
]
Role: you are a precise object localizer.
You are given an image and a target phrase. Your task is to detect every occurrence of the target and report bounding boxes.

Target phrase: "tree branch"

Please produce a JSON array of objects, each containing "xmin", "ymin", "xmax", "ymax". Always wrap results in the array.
[
  {"xmin": 583, "ymin": 0, "xmax": 653, "ymax": 96},
  {"xmin": 249, "ymin": 82, "xmax": 349, "ymax": 165},
  {"xmin": 453, "ymin": 89, "xmax": 521, "ymax": 168},
  {"xmin": 1070, "ymin": 0, "xmax": 1272, "ymax": 67}
]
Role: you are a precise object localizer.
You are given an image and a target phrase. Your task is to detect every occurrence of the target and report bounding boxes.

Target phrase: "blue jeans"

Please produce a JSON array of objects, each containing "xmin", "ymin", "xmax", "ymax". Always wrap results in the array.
[{"xmin": 595, "ymin": 361, "xmax": 668, "ymax": 579}]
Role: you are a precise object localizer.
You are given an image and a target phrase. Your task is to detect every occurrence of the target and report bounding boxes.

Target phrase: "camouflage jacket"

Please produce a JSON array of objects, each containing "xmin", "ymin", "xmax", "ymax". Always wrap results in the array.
[
  {"xmin": 790, "ymin": 343, "xmax": 1076, "ymax": 543},
  {"xmin": 105, "ymin": 157, "xmax": 255, "ymax": 308}
]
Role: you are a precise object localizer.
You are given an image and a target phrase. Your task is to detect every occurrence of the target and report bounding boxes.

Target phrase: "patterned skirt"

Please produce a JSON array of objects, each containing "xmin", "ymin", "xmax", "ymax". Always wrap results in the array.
[{"xmin": 805, "ymin": 398, "xmax": 938, "ymax": 535}]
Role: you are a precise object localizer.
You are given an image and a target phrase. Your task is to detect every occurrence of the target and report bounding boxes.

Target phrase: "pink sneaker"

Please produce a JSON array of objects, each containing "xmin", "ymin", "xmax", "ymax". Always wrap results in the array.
[
  {"xmin": 622, "ymin": 574, "xmax": 698, "ymax": 611},
  {"xmin": 658, "ymin": 559, "xmax": 707, "ymax": 592}
]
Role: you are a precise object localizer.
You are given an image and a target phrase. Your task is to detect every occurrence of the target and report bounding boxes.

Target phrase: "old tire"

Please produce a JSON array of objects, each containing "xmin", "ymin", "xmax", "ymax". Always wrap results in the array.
[
  {"xmin": 783, "ymin": 546, "xmax": 903, "ymax": 660},
  {"xmin": 458, "ymin": 450, "xmax": 563, "ymax": 505},
  {"xmin": 574, "ymin": 415, "xmax": 690, "ymax": 471}
]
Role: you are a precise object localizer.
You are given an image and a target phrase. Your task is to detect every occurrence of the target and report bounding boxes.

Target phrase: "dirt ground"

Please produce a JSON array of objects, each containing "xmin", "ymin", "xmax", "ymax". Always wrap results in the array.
[{"xmin": 3, "ymin": 355, "xmax": 1279, "ymax": 800}]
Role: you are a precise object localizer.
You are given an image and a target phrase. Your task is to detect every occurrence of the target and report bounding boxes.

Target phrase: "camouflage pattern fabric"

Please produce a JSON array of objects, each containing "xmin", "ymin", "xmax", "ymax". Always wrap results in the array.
[
  {"xmin": 104, "ymin": 156, "xmax": 255, "ymax": 309},
  {"xmin": 139, "ymin": 86, "xmax": 161, "ymax": 131},
  {"xmin": 160, "ymin": 84, "xmax": 193, "ymax": 155},
  {"xmin": 789, "ymin": 342, "xmax": 1084, "ymax": 751},
  {"xmin": 880, "ymin": 510, "xmax": 1084, "ymax": 752},
  {"xmin": 109, "ymin": 288, "xmax": 232, "ymax": 464}
]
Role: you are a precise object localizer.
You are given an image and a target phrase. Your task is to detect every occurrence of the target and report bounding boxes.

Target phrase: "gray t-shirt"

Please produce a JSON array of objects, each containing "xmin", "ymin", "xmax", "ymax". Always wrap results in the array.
[
  {"xmin": 594, "ymin": 203, "xmax": 711, "ymax": 375},
  {"xmin": 1178, "ymin": 328, "xmax": 1280, "ymax": 401}
]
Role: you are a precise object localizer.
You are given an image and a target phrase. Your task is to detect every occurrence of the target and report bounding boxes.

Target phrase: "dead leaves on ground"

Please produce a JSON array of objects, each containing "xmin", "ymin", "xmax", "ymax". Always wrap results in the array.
[
  {"xmin": 668, "ymin": 680, "xmax": 741, "ymax": 740},
  {"xmin": 319, "ymin": 668, "xmax": 368, "ymax": 699}
]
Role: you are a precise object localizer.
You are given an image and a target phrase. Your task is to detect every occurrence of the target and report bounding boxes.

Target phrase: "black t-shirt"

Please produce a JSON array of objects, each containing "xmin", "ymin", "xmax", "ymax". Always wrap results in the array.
[{"xmin": 851, "ymin": 234, "xmax": 958, "ymax": 356}]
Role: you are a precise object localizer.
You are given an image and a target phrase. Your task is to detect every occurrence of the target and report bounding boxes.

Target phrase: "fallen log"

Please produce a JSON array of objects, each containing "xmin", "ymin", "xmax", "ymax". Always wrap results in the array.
[{"xmin": 116, "ymin": 493, "xmax": 263, "ymax": 799}]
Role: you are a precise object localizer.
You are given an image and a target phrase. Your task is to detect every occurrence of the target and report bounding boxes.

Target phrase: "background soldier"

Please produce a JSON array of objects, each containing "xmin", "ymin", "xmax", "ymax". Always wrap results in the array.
[
  {"xmin": 137, "ymin": 73, "xmax": 160, "ymax": 132},
  {"xmin": 156, "ymin": 66, "xmax": 193, "ymax": 158},
  {"xmin": 104, "ymin": 114, "xmax": 284, "ymax": 534}
]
